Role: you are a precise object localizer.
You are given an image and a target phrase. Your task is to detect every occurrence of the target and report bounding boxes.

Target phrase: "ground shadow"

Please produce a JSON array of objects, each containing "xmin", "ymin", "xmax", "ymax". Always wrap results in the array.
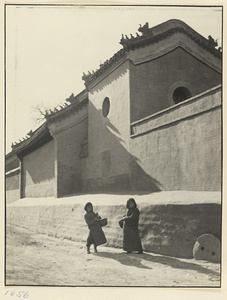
[
  {"xmin": 95, "ymin": 251, "xmax": 152, "ymax": 269},
  {"xmin": 97, "ymin": 251, "xmax": 220, "ymax": 277}
]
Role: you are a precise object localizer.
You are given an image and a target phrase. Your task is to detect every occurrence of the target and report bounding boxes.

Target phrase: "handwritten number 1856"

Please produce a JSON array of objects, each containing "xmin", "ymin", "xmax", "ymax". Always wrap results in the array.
[{"xmin": 5, "ymin": 291, "xmax": 29, "ymax": 298}]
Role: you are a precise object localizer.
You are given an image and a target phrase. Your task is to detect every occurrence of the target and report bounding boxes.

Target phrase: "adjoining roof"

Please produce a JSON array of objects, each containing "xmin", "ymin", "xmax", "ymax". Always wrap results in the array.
[
  {"xmin": 6, "ymin": 150, "xmax": 17, "ymax": 160},
  {"xmin": 46, "ymin": 90, "xmax": 88, "ymax": 124},
  {"xmin": 11, "ymin": 123, "xmax": 52, "ymax": 158},
  {"xmin": 66, "ymin": 89, "xmax": 87, "ymax": 104},
  {"xmin": 10, "ymin": 90, "xmax": 88, "ymax": 157},
  {"xmin": 82, "ymin": 48, "xmax": 126, "ymax": 87},
  {"xmin": 82, "ymin": 19, "xmax": 221, "ymax": 88},
  {"xmin": 5, "ymin": 151, "xmax": 19, "ymax": 172}
]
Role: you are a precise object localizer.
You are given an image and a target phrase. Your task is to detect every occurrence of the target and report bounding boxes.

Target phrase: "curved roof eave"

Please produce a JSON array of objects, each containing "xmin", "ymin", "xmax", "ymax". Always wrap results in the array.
[{"xmin": 12, "ymin": 123, "xmax": 51, "ymax": 157}]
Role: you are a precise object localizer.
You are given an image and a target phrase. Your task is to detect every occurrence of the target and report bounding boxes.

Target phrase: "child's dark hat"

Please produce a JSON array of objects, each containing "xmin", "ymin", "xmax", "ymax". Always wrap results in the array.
[{"xmin": 84, "ymin": 202, "xmax": 93, "ymax": 211}]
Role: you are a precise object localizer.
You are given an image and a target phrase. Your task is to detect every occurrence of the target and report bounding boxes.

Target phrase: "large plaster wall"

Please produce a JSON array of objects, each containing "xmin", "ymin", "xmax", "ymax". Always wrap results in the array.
[
  {"xmin": 21, "ymin": 140, "xmax": 56, "ymax": 197},
  {"xmin": 130, "ymin": 86, "xmax": 221, "ymax": 191},
  {"xmin": 130, "ymin": 47, "xmax": 221, "ymax": 122},
  {"xmin": 83, "ymin": 61, "xmax": 131, "ymax": 192},
  {"xmin": 49, "ymin": 108, "xmax": 88, "ymax": 197}
]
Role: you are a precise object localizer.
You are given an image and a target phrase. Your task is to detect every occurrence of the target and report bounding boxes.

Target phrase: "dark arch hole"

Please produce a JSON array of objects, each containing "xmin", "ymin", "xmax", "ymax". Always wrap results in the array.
[
  {"xmin": 211, "ymin": 252, "xmax": 215, "ymax": 256},
  {"xmin": 201, "ymin": 246, "xmax": 205, "ymax": 251},
  {"xmin": 173, "ymin": 87, "xmax": 192, "ymax": 104}
]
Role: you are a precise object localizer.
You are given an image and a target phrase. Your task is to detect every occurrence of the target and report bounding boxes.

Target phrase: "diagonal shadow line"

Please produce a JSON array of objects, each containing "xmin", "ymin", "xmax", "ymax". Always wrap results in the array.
[
  {"xmin": 96, "ymin": 252, "xmax": 152, "ymax": 269},
  {"xmin": 96, "ymin": 251, "xmax": 220, "ymax": 277},
  {"xmin": 142, "ymin": 253, "xmax": 220, "ymax": 277}
]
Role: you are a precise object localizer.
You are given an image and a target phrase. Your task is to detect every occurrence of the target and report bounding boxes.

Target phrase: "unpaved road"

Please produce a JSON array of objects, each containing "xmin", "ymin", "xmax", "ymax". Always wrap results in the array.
[{"xmin": 5, "ymin": 224, "xmax": 220, "ymax": 287}]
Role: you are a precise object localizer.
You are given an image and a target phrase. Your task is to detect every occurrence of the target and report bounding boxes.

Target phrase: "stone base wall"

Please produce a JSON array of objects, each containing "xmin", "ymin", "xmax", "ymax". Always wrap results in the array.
[
  {"xmin": 6, "ymin": 197, "xmax": 221, "ymax": 259},
  {"xmin": 139, "ymin": 203, "xmax": 221, "ymax": 258}
]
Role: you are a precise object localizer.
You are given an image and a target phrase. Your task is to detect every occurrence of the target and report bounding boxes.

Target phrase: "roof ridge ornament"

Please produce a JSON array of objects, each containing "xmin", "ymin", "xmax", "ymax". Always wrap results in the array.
[
  {"xmin": 120, "ymin": 22, "xmax": 153, "ymax": 50},
  {"xmin": 208, "ymin": 35, "xmax": 218, "ymax": 48},
  {"xmin": 66, "ymin": 93, "xmax": 75, "ymax": 102},
  {"xmin": 83, "ymin": 19, "xmax": 221, "ymax": 88},
  {"xmin": 27, "ymin": 130, "xmax": 34, "ymax": 137},
  {"xmin": 138, "ymin": 22, "xmax": 153, "ymax": 37}
]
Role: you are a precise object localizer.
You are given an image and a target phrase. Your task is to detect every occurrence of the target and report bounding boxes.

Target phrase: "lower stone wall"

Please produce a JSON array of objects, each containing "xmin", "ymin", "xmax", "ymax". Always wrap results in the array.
[
  {"xmin": 6, "ymin": 196, "xmax": 221, "ymax": 259},
  {"xmin": 139, "ymin": 203, "xmax": 221, "ymax": 258}
]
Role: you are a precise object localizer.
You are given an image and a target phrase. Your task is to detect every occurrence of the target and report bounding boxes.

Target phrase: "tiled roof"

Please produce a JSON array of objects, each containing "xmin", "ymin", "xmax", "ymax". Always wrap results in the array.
[
  {"xmin": 10, "ymin": 91, "xmax": 88, "ymax": 155},
  {"xmin": 11, "ymin": 123, "xmax": 51, "ymax": 155},
  {"xmin": 82, "ymin": 48, "xmax": 126, "ymax": 87},
  {"xmin": 6, "ymin": 150, "xmax": 17, "ymax": 159},
  {"xmin": 45, "ymin": 92, "xmax": 88, "ymax": 124},
  {"xmin": 120, "ymin": 19, "xmax": 222, "ymax": 55},
  {"xmin": 82, "ymin": 19, "xmax": 221, "ymax": 87}
]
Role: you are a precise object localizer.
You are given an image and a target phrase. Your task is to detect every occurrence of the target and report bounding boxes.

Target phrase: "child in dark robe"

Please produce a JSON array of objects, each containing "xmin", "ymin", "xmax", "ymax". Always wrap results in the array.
[
  {"xmin": 84, "ymin": 202, "xmax": 107, "ymax": 254},
  {"xmin": 119, "ymin": 198, "xmax": 143, "ymax": 254}
]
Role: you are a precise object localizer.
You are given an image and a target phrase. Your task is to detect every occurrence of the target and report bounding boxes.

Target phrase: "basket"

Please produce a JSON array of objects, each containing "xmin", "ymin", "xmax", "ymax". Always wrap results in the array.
[
  {"xmin": 99, "ymin": 218, "xmax": 108, "ymax": 227},
  {"xmin": 119, "ymin": 219, "xmax": 124, "ymax": 228}
]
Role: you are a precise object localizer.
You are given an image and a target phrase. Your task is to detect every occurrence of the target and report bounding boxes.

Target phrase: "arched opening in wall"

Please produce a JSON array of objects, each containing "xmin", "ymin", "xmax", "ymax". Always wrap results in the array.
[
  {"xmin": 102, "ymin": 97, "xmax": 110, "ymax": 117},
  {"xmin": 173, "ymin": 87, "xmax": 192, "ymax": 104}
]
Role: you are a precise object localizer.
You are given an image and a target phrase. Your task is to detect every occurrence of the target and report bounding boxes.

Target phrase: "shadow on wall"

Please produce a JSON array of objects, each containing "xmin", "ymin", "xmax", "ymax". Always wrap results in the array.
[
  {"xmin": 89, "ymin": 65, "xmax": 128, "ymax": 94},
  {"xmin": 21, "ymin": 141, "xmax": 55, "ymax": 198},
  {"xmin": 23, "ymin": 157, "xmax": 55, "ymax": 185},
  {"xmin": 84, "ymin": 99, "xmax": 164, "ymax": 193},
  {"xmin": 139, "ymin": 203, "xmax": 221, "ymax": 259}
]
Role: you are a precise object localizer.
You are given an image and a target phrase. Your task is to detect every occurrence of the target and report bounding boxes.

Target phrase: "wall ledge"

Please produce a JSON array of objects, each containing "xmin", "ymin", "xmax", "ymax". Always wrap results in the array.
[{"xmin": 130, "ymin": 85, "xmax": 221, "ymax": 138}]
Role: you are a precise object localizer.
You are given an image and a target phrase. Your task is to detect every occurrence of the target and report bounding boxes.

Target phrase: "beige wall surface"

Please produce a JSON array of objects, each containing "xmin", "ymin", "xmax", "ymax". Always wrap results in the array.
[
  {"xmin": 6, "ymin": 169, "xmax": 20, "ymax": 203},
  {"xmin": 55, "ymin": 117, "xmax": 88, "ymax": 196},
  {"xmin": 83, "ymin": 61, "xmax": 131, "ymax": 191},
  {"xmin": 130, "ymin": 47, "xmax": 221, "ymax": 122},
  {"xmin": 21, "ymin": 139, "xmax": 56, "ymax": 197},
  {"xmin": 48, "ymin": 106, "xmax": 88, "ymax": 197},
  {"xmin": 130, "ymin": 87, "xmax": 221, "ymax": 191}
]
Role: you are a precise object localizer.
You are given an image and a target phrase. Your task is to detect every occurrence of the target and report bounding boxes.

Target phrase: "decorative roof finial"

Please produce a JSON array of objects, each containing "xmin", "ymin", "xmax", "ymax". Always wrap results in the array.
[
  {"xmin": 27, "ymin": 130, "xmax": 33, "ymax": 137},
  {"xmin": 138, "ymin": 22, "xmax": 151, "ymax": 36},
  {"xmin": 208, "ymin": 35, "xmax": 218, "ymax": 48}
]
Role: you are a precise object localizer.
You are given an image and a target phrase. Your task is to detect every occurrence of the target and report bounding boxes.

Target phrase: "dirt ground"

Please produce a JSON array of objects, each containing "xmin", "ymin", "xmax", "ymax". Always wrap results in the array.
[{"xmin": 5, "ymin": 224, "xmax": 220, "ymax": 287}]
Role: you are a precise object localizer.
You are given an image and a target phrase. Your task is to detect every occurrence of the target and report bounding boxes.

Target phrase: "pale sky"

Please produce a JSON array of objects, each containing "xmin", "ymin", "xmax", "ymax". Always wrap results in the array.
[{"xmin": 5, "ymin": 5, "xmax": 222, "ymax": 154}]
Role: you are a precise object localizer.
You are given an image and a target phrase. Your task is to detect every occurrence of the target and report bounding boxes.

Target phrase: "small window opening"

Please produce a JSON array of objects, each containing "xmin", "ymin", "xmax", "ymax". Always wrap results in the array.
[
  {"xmin": 173, "ymin": 87, "xmax": 192, "ymax": 104},
  {"xmin": 102, "ymin": 97, "xmax": 110, "ymax": 117}
]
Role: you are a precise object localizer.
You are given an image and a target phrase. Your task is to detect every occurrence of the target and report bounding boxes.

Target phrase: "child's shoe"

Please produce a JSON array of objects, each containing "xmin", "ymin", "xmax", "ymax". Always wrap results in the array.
[{"xmin": 94, "ymin": 247, "xmax": 98, "ymax": 253}]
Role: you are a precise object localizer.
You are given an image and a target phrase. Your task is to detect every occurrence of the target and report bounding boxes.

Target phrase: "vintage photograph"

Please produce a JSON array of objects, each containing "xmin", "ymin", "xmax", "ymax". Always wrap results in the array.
[{"xmin": 5, "ymin": 4, "xmax": 222, "ymax": 288}]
